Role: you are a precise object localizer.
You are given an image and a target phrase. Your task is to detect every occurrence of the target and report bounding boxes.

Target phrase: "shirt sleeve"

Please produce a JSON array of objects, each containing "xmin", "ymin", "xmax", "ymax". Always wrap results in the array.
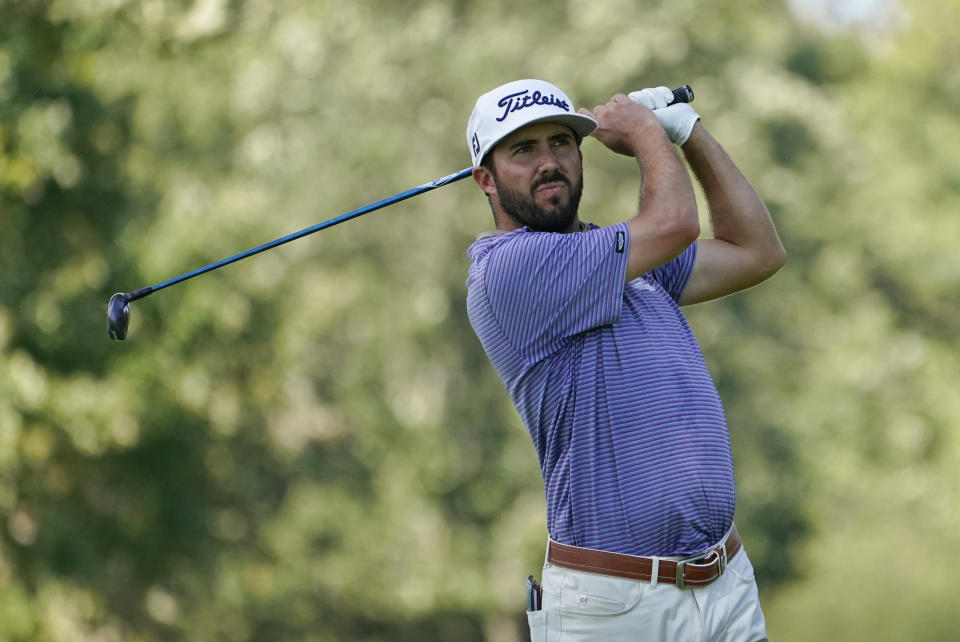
[
  {"xmin": 645, "ymin": 242, "xmax": 698, "ymax": 303},
  {"xmin": 479, "ymin": 223, "xmax": 630, "ymax": 364}
]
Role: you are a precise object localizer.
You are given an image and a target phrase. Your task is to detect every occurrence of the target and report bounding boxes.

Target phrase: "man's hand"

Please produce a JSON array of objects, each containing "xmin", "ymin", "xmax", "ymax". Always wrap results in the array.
[
  {"xmin": 628, "ymin": 86, "xmax": 700, "ymax": 146},
  {"xmin": 578, "ymin": 94, "xmax": 667, "ymax": 157}
]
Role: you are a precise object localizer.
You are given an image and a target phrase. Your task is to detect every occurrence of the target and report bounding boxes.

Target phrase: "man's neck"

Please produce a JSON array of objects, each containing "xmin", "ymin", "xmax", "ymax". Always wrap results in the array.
[
  {"xmin": 493, "ymin": 214, "xmax": 584, "ymax": 234},
  {"xmin": 479, "ymin": 221, "xmax": 589, "ymax": 240}
]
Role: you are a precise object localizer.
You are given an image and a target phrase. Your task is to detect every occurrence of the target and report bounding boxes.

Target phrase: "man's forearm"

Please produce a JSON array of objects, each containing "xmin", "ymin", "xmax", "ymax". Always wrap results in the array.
[
  {"xmin": 625, "ymin": 123, "xmax": 700, "ymax": 279},
  {"xmin": 681, "ymin": 123, "xmax": 785, "ymax": 263},
  {"xmin": 635, "ymin": 124, "xmax": 697, "ymax": 224}
]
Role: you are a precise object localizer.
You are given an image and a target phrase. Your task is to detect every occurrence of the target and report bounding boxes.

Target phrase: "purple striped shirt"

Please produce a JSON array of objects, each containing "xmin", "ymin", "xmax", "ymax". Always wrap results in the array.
[{"xmin": 466, "ymin": 222, "xmax": 734, "ymax": 556}]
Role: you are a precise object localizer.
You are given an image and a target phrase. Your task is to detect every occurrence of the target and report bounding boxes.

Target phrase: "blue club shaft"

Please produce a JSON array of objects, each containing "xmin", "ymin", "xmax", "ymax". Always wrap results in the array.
[{"xmin": 124, "ymin": 167, "xmax": 473, "ymax": 303}]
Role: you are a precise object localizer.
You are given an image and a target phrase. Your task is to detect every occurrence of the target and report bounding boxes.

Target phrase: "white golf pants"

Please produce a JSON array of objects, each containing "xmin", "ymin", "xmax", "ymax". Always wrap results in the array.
[{"xmin": 527, "ymin": 548, "xmax": 768, "ymax": 641}]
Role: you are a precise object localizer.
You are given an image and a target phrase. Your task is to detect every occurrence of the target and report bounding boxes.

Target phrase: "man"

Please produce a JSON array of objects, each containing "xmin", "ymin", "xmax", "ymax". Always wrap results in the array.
[{"xmin": 464, "ymin": 79, "xmax": 785, "ymax": 641}]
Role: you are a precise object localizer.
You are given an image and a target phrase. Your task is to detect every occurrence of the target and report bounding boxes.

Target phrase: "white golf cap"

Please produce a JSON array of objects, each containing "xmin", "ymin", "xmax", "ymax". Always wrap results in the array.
[{"xmin": 466, "ymin": 79, "xmax": 597, "ymax": 168}]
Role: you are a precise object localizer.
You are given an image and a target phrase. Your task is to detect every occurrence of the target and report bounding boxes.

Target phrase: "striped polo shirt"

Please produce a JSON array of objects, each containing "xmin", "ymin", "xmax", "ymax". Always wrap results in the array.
[{"xmin": 466, "ymin": 222, "xmax": 735, "ymax": 557}]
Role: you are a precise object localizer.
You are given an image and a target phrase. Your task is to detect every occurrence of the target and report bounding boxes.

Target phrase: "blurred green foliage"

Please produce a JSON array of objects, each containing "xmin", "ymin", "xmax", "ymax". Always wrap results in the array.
[{"xmin": 1, "ymin": 0, "xmax": 958, "ymax": 640}]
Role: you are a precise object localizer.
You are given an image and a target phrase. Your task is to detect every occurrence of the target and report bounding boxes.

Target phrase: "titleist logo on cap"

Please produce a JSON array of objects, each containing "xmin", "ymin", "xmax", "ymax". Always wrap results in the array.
[
  {"xmin": 496, "ymin": 89, "xmax": 571, "ymax": 122},
  {"xmin": 466, "ymin": 79, "xmax": 597, "ymax": 168}
]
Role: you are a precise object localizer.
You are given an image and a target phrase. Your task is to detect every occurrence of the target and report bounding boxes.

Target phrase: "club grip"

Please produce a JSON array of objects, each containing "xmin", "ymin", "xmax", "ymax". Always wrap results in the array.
[{"xmin": 672, "ymin": 85, "xmax": 694, "ymax": 104}]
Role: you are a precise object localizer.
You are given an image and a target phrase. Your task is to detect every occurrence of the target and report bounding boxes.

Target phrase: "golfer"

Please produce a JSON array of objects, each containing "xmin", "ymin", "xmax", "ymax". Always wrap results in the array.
[{"xmin": 464, "ymin": 79, "xmax": 785, "ymax": 641}]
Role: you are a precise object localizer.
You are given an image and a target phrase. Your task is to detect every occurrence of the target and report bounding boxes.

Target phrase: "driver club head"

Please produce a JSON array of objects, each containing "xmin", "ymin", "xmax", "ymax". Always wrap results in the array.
[{"xmin": 107, "ymin": 293, "xmax": 131, "ymax": 340}]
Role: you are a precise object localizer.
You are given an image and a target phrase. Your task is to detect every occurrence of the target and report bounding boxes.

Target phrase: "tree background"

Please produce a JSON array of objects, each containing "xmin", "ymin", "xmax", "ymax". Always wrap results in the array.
[{"xmin": 1, "ymin": 0, "xmax": 958, "ymax": 640}]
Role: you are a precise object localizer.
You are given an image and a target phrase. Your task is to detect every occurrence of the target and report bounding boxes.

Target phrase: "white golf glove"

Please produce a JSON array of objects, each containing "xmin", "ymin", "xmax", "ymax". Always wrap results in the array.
[{"xmin": 628, "ymin": 86, "xmax": 700, "ymax": 146}]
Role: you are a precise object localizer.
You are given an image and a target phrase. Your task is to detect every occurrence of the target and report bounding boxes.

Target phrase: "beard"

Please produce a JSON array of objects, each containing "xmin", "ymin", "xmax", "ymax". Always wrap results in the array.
[{"xmin": 494, "ymin": 169, "xmax": 584, "ymax": 233}]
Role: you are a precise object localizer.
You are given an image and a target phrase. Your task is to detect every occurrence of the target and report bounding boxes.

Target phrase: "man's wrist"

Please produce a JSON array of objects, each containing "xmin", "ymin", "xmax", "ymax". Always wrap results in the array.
[
  {"xmin": 679, "ymin": 120, "xmax": 704, "ymax": 149},
  {"xmin": 628, "ymin": 119, "xmax": 674, "ymax": 156},
  {"xmin": 680, "ymin": 121, "xmax": 719, "ymax": 155}
]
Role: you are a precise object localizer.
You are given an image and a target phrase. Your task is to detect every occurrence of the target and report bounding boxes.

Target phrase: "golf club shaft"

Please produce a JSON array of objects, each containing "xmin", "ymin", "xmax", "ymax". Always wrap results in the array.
[
  {"xmin": 123, "ymin": 167, "xmax": 473, "ymax": 303},
  {"xmin": 119, "ymin": 85, "xmax": 694, "ymax": 304}
]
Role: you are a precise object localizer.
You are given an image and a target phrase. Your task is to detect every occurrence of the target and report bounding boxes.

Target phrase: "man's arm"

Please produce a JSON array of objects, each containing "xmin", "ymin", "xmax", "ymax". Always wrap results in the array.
[
  {"xmin": 580, "ymin": 95, "xmax": 700, "ymax": 282},
  {"xmin": 677, "ymin": 122, "xmax": 786, "ymax": 305}
]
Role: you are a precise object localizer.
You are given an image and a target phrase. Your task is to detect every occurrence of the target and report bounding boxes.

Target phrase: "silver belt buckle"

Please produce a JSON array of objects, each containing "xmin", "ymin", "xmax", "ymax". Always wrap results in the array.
[{"xmin": 677, "ymin": 541, "xmax": 729, "ymax": 590}]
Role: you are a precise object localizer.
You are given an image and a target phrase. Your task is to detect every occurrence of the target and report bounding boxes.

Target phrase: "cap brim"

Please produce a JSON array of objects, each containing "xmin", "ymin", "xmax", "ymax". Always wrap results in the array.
[{"xmin": 481, "ymin": 112, "xmax": 598, "ymax": 165}]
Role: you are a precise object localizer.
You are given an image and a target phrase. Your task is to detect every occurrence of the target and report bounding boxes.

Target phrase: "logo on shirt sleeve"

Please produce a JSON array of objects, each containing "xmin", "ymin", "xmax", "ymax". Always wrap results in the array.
[{"xmin": 615, "ymin": 231, "xmax": 625, "ymax": 254}]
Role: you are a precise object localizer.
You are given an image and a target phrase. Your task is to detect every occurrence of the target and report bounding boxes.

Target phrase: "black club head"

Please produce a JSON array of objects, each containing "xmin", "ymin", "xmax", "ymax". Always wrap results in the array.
[{"xmin": 107, "ymin": 293, "xmax": 131, "ymax": 340}]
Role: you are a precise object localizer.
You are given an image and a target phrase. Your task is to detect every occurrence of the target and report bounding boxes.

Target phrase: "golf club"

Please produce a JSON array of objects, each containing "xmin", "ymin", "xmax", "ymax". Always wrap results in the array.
[
  {"xmin": 106, "ymin": 168, "xmax": 472, "ymax": 339},
  {"xmin": 106, "ymin": 85, "xmax": 694, "ymax": 340}
]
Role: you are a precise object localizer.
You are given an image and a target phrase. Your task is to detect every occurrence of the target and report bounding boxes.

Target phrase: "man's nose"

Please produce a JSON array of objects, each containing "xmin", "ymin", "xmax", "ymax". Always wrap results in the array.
[{"xmin": 534, "ymin": 145, "xmax": 561, "ymax": 172}]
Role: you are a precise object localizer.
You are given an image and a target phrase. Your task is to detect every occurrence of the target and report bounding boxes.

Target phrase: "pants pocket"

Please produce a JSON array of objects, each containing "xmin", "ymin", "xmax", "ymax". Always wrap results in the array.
[
  {"xmin": 526, "ymin": 609, "xmax": 547, "ymax": 642},
  {"xmin": 556, "ymin": 570, "xmax": 641, "ymax": 617}
]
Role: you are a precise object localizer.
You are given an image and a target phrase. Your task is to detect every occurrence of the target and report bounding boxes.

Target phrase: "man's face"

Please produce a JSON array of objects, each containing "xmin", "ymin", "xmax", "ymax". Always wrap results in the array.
[{"xmin": 486, "ymin": 122, "xmax": 584, "ymax": 233}]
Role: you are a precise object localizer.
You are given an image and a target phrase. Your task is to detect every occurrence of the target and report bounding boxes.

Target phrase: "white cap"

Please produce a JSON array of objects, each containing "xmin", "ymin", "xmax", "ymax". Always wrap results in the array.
[{"xmin": 466, "ymin": 79, "xmax": 597, "ymax": 168}]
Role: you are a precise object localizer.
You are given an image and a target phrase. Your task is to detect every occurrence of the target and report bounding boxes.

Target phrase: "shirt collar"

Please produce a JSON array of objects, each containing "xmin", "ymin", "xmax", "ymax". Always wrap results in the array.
[{"xmin": 474, "ymin": 222, "xmax": 591, "ymax": 241}]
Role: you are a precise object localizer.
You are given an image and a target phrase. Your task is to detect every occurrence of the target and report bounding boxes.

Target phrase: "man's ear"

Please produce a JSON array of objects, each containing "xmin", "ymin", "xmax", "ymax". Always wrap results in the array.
[{"xmin": 472, "ymin": 166, "xmax": 497, "ymax": 197}]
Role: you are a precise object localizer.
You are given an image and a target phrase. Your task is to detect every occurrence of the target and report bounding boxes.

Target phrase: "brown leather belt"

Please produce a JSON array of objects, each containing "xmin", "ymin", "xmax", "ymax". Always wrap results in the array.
[{"xmin": 547, "ymin": 524, "xmax": 742, "ymax": 590}]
